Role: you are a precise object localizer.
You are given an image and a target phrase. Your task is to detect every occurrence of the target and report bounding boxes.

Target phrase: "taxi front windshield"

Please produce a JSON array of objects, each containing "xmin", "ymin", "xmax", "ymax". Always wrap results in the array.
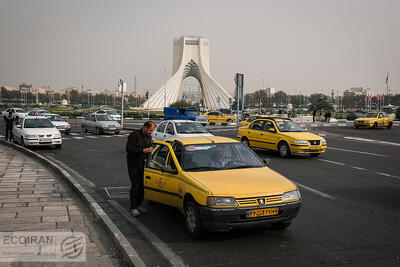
[
  {"xmin": 175, "ymin": 122, "xmax": 208, "ymax": 134},
  {"xmin": 275, "ymin": 121, "xmax": 304, "ymax": 132},
  {"xmin": 364, "ymin": 112, "xmax": 378, "ymax": 118},
  {"xmin": 24, "ymin": 118, "xmax": 54, "ymax": 128},
  {"xmin": 183, "ymin": 143, "xmax": 264, "ymax": 172},
  {"xmin": 96, "ymin": 115, "xmax": 113, "ymax": 121}
]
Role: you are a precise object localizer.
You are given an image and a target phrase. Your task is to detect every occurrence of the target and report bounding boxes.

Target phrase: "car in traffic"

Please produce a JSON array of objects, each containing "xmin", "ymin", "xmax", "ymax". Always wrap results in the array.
[
  {"xmin": 144, "ymin": 136, "xmax": 301, "ymax": 238},
  {"xmin": 239, "ymin": 115, "xmax": 273, "ymax": 127},
  {"xmin": 95, "ymin": 109, "xmax": 121, "ymax": 122},
  {"xmin": 12, "ymin": 116, "xmax": 62, "ymax": 148},
  {"xmin": 1, "ymin": 107, "xmax": 27, "ymax": 119},
  {"xmin": 346, "ymin": 112, "xmax": 364, "ymax": 121},
  {"xmin": 354, "ymin": 111, "xmax": 393, "ymax": 129},
  {"xmin": 152, "ymin": 120, "xmax": 213, "ymax": 141},
  {"xmin": 45, "ymin": 114, "xmax": 71, "ymax": 134},
  {"xmin": 201, "ymin": 111, "xmax": 237, "ymax": 123},
  {"xmin": 237, "ymin": 117, "xmax": 327, "ymax": 158},
  {"xmin": 81, "ymin": 113, "xmax": 121, "ymax": 134},
  {"xmin": 26, "ymin": 108, "xmax": 51, "ymax": 116}
]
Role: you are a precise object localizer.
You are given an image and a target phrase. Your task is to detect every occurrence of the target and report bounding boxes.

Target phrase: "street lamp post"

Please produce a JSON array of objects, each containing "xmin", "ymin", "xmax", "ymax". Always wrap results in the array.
[{"xmin": 164, "ymin": 68, "xmax": 167, "ymax": 107}]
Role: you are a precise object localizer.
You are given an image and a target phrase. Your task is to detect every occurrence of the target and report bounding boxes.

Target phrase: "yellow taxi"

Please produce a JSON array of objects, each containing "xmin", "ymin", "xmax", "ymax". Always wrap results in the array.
[
  {"xmin": 144, "ymin": 136, "xmax": 301, "ymax": 238},
  {"xmin": 354, "ymin": 111, "xmax": 394, "ymax": 129},
  {"xmin": 238, "ymin": 118, "xmax": 327, "ymax": 158},
  {"xmin": 239, "ymin": 115, "xmax": 273, "ymax": 127},
  {"xmin": 201, "ymin": 111, "xmax": 237, "ymax": 123}
]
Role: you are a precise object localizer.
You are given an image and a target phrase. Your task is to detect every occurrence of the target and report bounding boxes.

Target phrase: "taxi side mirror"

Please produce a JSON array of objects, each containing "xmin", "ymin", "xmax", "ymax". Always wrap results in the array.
[
  {"xmin": 15, "ymin": 125, "xmax": 21, "ymax": 128},
  {"xmin": 161, "ymin": 166, "xmax": 177, "ymax": 174},
  {"xmin": 268, "ymin": 128, "xmax": 276, "ymax": 133}
]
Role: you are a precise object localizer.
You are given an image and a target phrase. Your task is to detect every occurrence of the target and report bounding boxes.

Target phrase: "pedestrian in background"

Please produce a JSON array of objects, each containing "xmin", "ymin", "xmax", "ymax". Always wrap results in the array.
[
  {"xmin": 313, "ymin": 108, "xmax": 317, "ymax": 122},
  {"xmin": 126, "ymin": 121, "xmax": 155, "ymax": 217},
  {"xmin": 3, "ymin": 111, "xmax": 14, "ymax": 142}
]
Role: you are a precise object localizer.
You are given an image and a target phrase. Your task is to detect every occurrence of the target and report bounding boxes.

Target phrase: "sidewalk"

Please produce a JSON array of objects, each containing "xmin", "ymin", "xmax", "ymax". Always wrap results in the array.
[{"xmin": 0, "ymin": 144, "xmax": 123, "ymax": 266}]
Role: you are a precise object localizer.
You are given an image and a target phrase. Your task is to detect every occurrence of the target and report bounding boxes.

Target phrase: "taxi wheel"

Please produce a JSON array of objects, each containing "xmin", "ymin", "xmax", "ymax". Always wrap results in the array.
[
  {"xmin": 271, "ymin": 221, "xmax": 291, "ymax": 230},
  {"xmin": 227, "ymin": 119, "xmax": 232, "ymax": 122},
  {"xmin": 372, "ymin": 123, "xmax": 377, "ymax": 129},
  {"xmin": 241, "ymin": 137, "xmax": 250, "ymax": 147},
  {"xmin": 96, "ymin": 127, "xmax": 101, "ymax": 135},
  {"xmin": 278, "ymin": 142, "xmax": 291, "ymax": 158},
  {"xmin": 184, "ymin": 200, "xmax": 204, "ymax": 238},
  {"xmin": 387, "ymin": 122, "xmax": 393, "ymax": 129}
]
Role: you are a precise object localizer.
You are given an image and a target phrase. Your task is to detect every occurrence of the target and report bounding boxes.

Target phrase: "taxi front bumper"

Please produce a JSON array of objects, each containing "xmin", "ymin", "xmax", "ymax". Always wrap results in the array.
[
  {"xmin": 290, "ymin": 144, "xmax": 327, "ymax": 154},
  {"xmin": 198, "ymin": 201, "xmax": 301, "ymax": 232}
]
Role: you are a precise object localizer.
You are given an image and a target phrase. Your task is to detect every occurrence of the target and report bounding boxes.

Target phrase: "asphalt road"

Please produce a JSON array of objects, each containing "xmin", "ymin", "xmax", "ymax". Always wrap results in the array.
[{"xmin": 1, "ymin": 122, "xmax": 399, "ymax": 266}]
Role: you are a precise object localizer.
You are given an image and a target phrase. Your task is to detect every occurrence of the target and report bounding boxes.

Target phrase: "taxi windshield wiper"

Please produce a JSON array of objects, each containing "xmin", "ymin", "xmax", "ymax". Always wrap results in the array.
[
  {"xmin": 225, "ymin": 165, "xmax": 262, "ymax": 170},
  {"xmin": 185, "ymin": 166, "xmax": 220, "ymax": 171}
]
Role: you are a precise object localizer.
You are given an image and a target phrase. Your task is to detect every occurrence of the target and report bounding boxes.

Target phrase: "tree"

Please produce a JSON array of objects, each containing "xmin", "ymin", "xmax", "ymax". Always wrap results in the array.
[
  {"xmin": 169, "ymin": 100, "xmax": 193, "ymax": 108},
  {"xmin": 309, "ymin": 93, "xmax": 333, "ymax": 111},
  {"xmin": 272, "ymin": 91, "xmax": 287, "ymax": 107}
]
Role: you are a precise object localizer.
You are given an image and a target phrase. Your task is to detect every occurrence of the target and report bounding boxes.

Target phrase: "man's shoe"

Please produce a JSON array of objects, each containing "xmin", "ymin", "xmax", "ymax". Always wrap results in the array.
[
  {"xmin": 137, "ymin": 207, "xmax": 147, "ymax": 214},
  {"xmin": 130, "ymin": 209, "xmax": 141, "ymax": 217}
]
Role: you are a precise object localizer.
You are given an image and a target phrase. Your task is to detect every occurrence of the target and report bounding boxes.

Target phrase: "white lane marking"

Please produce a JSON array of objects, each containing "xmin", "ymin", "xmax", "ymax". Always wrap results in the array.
[
  {"xmin": 318, "ymin": 134, "xmax": 326, "ymax": 136},
  {"xmin": 108, "ymin": 199, "xmax": 188, "ymax": 267},
  {"xmin": 327, "ymin": 147, "xmax": 388, "ymax": 157},
  {"xmin": 104, "ymin": 187, "xmax": 111, "ymax": 198},
  {"xmin": 317, "ymin": 159, "xmax": 346, "ymax": 166},
  {"xmin": 344, "ymin": 136, "xmax": 400, "ymax": 147},
  {"xmin": 69, "ymin": 133, "xmax": 80, "ymax": 136},
  {"xmin": 376, "ymin": 172, "xmax": 400, "ymax": 179},
  {"xmin": 85, "ymin": 136, "xmax": 99, "ymax": 139},
  {"xmin": 351, "ymin": 166, "xmax": 367, "ymax": 171},
  {"xmin": 295, "ymin": 183, "xmax": 335, "ymax": 200},
  {"xmin": 72, "ymin": 136, "xmax": 85, "ymax": 140},
  {"xmin": 102, "ymin": 135, "xmax": 113, "ymax": 138}
]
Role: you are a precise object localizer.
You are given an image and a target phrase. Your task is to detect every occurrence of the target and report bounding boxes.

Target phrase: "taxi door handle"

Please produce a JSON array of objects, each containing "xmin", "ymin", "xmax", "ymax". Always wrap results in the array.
[
  {"xmin": 260, "ymin": 134, "xmax": 263, "ymax": 135},
  {"xmin": 248, "ymin": 131, "xmax": 250, "ymax": 133},
  {"xmin": 145, "ymin": 176, "xmax": 151, "ymax": 180}
]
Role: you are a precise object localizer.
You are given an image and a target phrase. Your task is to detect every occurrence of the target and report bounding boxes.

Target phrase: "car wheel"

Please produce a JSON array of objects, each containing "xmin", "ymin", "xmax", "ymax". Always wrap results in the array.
[
  {"xmin": 184, "ymin": 199, "xmax": 204, "ymax": 239},
  {"xmin": 115, "ymin": 131, "xmax": 120, "ymax": 135},
  {"xmin": 355, "ymin": 125, "xmax": 359, "ymax": 129},
  {"xmin": 65, "ymin": 131, "xmax": 70, "ymax": 135},
  {"xmin": 387, "ymin": 122, "xmax": 393, "ymax": 129},
  {"xmin": 271, "ymin": 221, "xmax": 291, "ymax": 230},
  {"xmin": 20, "ymin": 137, "xmax": 26, "ymax": 148},
  {"xmin": 55, "ymin": 144, "xmax": 62, "ymax": 149},
  {"xmin": 96, "ymin": 127, "xmax": 101, "ymax": 135},
  {"xmin": 372, "ymin": 122, "xmax": 377, "ymax": 129},
  {"xmin": 227, "ymin": 119, "xmax": 232, "ymax": 122},
  {"xmin": 278, "ymin": 142, "xmax": 291, "ymax": 158},
  {"xmin": 310, "ymin": 153, "xmax": 320, "ymax": 158},
  {"xmin": 83, "ymin": 126, "xmax": 88, "ymax": 133},
  {"xmin": 241, "ymin": 137, "xmax": 250, "ymax": 147}
]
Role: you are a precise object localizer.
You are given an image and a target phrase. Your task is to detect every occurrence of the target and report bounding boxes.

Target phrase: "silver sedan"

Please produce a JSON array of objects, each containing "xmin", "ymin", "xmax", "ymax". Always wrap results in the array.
[{"xmin": 81, "ymin": 114, "xmax": 121, "ymax": 134}]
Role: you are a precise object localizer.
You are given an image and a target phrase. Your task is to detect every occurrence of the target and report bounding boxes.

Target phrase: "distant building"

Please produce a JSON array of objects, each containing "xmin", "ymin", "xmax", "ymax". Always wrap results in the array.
[
  {"xmin": 19, "ymin": 83, "xmax": 32, "ymax": 94},
  {"xmin": 344, "ymin": 87, "xmax": 374, "ymax": 96},
  {"xmin": 264, "ymin": 87, "xmax": 275, "ymax": 97}
]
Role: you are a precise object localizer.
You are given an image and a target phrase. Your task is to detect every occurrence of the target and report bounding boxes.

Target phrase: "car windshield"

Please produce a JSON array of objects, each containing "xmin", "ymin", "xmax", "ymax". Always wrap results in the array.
[
  {"xmin": 182, "ymin": 110, "xmax": 200, "ymax": 116},
  {"xmin": 24, "ymin": 118, "xmax": 54, "ymax": 128},
  {"xmin": 37, "ymin": 110, "xmax": 49, "ymax": 115},
  {"xmin": 364, "ymin": 112, "xmax": 378, "ymax": 118},
  {"xmin": 183, "ymin": 143, "xmax": 264, "ymax": 171},
  {"xmin": 275, "ymin": 121, "xmax": 304, "ymax": 132},
  {"xmin": 96, "ymin": 115, "xmax": 113, "ymax": 121},
  {"xmin": 175, "ymin": 122, "xmax": 209, "ymax": 133},
  {"xmin": 15, "ymin": 109, "xmax": 25, "ymax": 113},
  {"xmin": 47, "ymin": 115, "xmax": 64, "ymax": 121},
  {"xmin": 105, "ymin": 110, "xmax": 118, "ymax": 115}
]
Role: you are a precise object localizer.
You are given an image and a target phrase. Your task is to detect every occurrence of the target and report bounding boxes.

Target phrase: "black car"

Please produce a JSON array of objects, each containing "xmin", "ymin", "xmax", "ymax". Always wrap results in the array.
[{"xmin": 346, "ymin": 112, "xmax": 364, "ymax": 121}]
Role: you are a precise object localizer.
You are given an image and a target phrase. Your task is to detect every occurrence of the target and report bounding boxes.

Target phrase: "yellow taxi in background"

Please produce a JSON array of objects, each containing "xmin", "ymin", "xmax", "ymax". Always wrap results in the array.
[
  {"xmin": 201, "ymin": 111, "xmax": 237, "ymax": 122},
  {"xmin": 144, "ymin": 136, "xmax": 301, "ymax": 238},
  {"xmin": 239, "ymin": 115, "xmax": 273, "ymax": 127},
  {"xmin": 238, "ymin": 118, "xmax": 327, "ymax": 158},
  {"xmin": 354, "ymin": 111, "xmax": 393, "ymax": 129}
]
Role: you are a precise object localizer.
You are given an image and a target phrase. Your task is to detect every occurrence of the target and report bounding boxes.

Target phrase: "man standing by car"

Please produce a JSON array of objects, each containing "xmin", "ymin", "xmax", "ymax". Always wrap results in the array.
[
  {"xmin": 126, "ymin": 121, "xmax": 155, "ymax": 216},
  {"xmin": 3, "ymin": 111, "xmax": 15, "ymax": 141}
]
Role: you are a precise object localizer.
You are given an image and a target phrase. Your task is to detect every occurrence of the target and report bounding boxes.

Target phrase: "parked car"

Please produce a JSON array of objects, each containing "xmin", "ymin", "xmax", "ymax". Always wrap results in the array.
[
  {"xmin": 95, "ymin": 110, "xmax": 121, "ymax": 122},
  {"xmin": 354, "ymin": 111, "xmax": 393, "ymax": 129},
  {"xmin": 81, "ymin": 113, "xmax": 121, "ymax": 134},
  {"xmin": 201, "ymin": 111, "xmax": 237, "ymax": 122},
  {"xmin": 12, "ymin": 116, "xmax": 62, "ymax": 148},
  {"xmin": 1, "ymin": 108, "xmax": 27, "ymax": 119},
  {"xmin": 346, "ymin": 112, "xmax": 364, "ymax": 121},
  {"xmin": 237, "ymin": 117, "xmax": 327, "ymax": 158},
  {"xmin": 26, "ymin": 108, "xmax": 51, "ymax": 116},
  {"xmin": 145, "ymin": 136, "xmax": 301, "ymax": 238},
  {"xmin": 45, "ymin": 114, "xmax": 71, "ymax": 134},
  {"xmin": 239, "ymin": 115, "xmax": 273, "ymax": 127},
  {"xmin": 152, "ymin": 120, "xmax": 212, "ymax": 141}
]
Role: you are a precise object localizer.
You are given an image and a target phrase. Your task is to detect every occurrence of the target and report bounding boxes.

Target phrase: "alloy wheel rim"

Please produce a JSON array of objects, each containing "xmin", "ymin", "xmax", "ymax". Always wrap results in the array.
[
  {"xmin": 280, "ymin": 145, "xmax": 287, "ymax": 156},
  {"xmin": 186, "ymin": 207, "xmax": 196, "ymax": 233}
]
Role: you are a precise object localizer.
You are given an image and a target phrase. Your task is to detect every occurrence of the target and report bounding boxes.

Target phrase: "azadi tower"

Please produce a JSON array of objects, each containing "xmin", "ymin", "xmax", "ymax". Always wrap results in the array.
[{"xmin": 141, "ymin": 36, "xmax": 232, "ymax": 110}]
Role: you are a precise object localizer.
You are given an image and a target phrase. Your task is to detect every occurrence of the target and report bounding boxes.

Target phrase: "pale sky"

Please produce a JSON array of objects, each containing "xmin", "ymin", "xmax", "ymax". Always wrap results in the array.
[{"xmin": 0, "ymin": 0, "xmax": 399, "ymax": 96}]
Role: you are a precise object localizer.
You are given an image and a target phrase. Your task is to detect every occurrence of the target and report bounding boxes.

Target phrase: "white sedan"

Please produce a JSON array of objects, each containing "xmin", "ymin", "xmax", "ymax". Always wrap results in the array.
[
  {"xmin": 45, "ymin": 114, "xmax": 71, "ymax": 134},
  {"xmin": 2, "ymin": 107, "xmax": 27, "ymax": 119},
  {"xmin": 152, "ymin": 120, "xmax": 213, "ymax": 141},
  {"xmin": 12, "ymin": 116, "xmax": 63, "ymax": 149}
]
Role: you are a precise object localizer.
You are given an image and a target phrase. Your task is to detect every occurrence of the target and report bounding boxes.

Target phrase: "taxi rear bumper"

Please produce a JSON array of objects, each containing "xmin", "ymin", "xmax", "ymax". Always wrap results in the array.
[{"xmin": 199, "ymin": 201, "xmax": 301, "ymax": 232}]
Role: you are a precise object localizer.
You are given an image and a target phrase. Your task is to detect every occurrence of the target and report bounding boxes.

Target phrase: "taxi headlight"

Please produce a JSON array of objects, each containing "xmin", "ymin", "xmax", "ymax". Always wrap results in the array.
[
  {"xmin": 365, "ymin": 120, "xmax": 372, "ymax": 123},
  {"xmin": 207, "ymin": 197, "xmax": 238, "ymax": 207},
  {"xmin": 65, "ymin": 124, "xmax": 71, "ymax": 128},
  {"xmin": 294, "ymin": 140, "xmax": 308, "ymax": 144},
  {"xmin": 25, "ymin": 134, "xmax": 37, "ymax": 138},
  {"xmin": 282, "ymin": 190, "xmax": 301, "ymax": 202},
  {"xmin": 321, "ymin": 138, "xmax": 327, "ymax": 145}
]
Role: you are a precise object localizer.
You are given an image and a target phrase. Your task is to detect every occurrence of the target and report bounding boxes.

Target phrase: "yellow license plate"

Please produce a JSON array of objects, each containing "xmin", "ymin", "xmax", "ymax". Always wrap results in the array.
[{"xmin": 246, "ymin": 208, "xmax": 279, "ymax": 218}]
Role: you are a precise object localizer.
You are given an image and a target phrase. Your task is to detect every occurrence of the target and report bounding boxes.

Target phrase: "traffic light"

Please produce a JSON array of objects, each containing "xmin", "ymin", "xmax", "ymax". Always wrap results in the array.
[{"xmin": 145, "ymin": 91, "xmax": 149, "ymax": 100}]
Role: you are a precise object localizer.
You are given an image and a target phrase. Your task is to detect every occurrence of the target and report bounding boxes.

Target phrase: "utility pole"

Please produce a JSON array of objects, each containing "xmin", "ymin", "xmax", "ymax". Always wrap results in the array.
[
  {"xmin": 119, "ymin": 79, "xmax": 125, "ymax": 128},
  {"xmin": 164, "ymin": 68, "xmax": 167, "ymax": 107},
  {"xmin": 134, "ymin": 75, "xmax": 136, "ymax": 107}
]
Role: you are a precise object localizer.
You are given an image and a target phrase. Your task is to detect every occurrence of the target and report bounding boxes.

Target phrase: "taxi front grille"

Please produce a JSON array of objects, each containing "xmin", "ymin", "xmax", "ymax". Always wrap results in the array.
[{"xmin": 237, "ymin": 194, "xmax": 282, "ymax": 206}]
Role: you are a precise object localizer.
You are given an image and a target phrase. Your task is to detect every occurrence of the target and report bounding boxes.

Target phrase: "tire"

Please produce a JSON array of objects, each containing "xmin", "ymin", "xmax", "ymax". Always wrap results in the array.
[
  {"xmin": 241, "ymin": 137, "xmax": 250, "ymax": 147},
  {"xmin": 310, "ymin": 153, "xmax": 320, "ymax": 158},
  {"xmin": 227, "ymin": 119, "xmax": 232, "ymax": 122},
  {"xmin": 278, "ymin": 142, "xmax": 291, "ymax": 158},
  {"xmin": 115, "ymin": 131, "xmax": 120, "ymax": 135},
  {"xmin": 271, "ymin": 221, "xmax": 291, "ymax": 230},
  {"xmin": 83, "ymin": 126, "xmax": 88, "ymax": 133},
  {"xmin": 20, "ymin": 137, "xmax": 26, "ymax": 147},
  {"xmin": 96, "ymin": 127, "xmax": 101, "ymax": 135},
  {"xmin": 184, "ymin": 199, "xmax": 205, "ymax": 239},
  {"xmin": 55, "ymin": 144, "xmax": 62, "ymax": 149},
  {"xmin": 372, "ymin": 122, "xmax": 377, "ymax": 129},
  {"xmin": 387, "ymin": 122, "xmax": 393, "ymax": 129},
  {"xmin": 355, "ymin": 126, "xmax": 359, "ymax": 129},
  {"xmin": 65, "ymin": 131, "xmax": 70, "ymax": 135}
]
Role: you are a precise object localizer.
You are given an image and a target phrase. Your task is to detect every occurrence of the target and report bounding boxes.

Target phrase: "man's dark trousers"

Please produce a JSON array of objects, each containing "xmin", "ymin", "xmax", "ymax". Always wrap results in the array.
[
  {"xmin": 5, "ymin": 126, "xmax": 12, "ymax": 142},
  {"xmin": 127, "ymin": 162, "xmax": 144, "ymax": 209}
]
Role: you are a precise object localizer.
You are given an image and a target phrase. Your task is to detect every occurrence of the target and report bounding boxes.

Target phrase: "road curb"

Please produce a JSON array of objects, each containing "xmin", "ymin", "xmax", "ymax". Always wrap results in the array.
[{"xmin": 0, "ymin": 140, "xmax": 146, "ymax": 267}]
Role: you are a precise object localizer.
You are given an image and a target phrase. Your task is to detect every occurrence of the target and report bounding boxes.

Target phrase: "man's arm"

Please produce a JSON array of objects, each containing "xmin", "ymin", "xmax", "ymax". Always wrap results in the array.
[{"xmin": 126, "ymin": 132, "xmax": 141, "ymax": 155}]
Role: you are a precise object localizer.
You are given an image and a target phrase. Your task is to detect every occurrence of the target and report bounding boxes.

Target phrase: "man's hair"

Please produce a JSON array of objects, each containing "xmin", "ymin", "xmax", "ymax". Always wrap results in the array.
[{"xmin": 144, "ymin": 121, "xmax": 155, "ymax": 128}]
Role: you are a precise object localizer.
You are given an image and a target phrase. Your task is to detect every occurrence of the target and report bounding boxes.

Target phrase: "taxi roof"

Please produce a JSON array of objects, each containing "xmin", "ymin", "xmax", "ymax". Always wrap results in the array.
[{"xmin": 165, "ymin": 136, "xmax": 239, "ymax": 145}]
